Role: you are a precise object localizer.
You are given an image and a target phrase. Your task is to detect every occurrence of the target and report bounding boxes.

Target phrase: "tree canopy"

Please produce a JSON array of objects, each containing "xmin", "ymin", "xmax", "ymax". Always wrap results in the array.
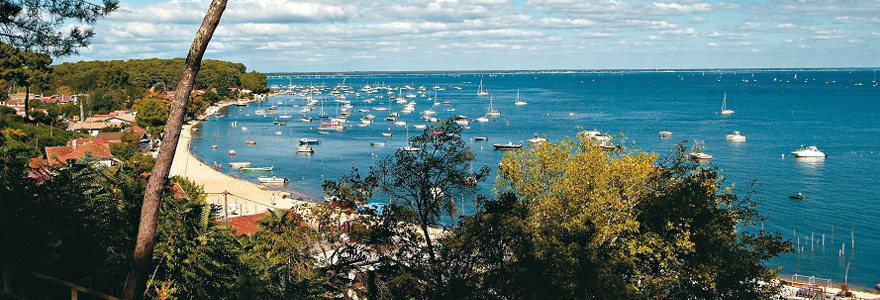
[{"xmin": 0, "ymin": 0, "xmax": 119, "ymax": 56}]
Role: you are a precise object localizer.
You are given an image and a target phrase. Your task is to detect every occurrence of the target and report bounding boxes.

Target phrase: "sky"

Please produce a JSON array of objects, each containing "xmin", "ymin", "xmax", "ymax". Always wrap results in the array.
[{"xmin": 61, "ymin": 0, "xmax": 880, "ymax": 72}]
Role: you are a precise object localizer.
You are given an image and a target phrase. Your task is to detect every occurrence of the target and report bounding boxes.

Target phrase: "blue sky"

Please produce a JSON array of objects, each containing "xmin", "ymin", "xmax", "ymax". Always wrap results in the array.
[{"xmin": 62, "ymin": 0, "xmax": 880, "ymax": 72}]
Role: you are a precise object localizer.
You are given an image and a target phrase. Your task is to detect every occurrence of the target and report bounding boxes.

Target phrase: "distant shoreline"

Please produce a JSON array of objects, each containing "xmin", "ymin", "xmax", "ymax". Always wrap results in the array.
[{"xmin": 263, "ymin": 67, "xmax": 879, "ymax": 77}]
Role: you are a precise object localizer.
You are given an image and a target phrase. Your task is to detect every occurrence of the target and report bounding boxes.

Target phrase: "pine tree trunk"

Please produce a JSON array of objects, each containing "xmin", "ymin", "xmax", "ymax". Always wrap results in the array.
[{"xmin": 122, "ymin": 0, "xmax": 227, "ymax": 299}]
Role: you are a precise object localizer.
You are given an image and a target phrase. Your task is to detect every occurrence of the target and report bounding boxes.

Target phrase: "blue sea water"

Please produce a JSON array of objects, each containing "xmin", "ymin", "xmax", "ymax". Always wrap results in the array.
[{"xmin": 191, "ymin": 70, "xmax": 880, "ymax": 290}]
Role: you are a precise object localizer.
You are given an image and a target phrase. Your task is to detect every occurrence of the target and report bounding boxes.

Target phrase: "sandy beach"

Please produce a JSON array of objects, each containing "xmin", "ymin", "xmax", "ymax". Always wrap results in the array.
[{"xmin": 169, "ymin": 100, "xmax": 312, "ymax": 217}]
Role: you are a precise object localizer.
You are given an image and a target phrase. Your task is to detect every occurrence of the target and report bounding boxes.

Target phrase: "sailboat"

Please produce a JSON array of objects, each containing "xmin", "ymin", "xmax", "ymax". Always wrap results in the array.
[
  {"xmin": 486, "ymin": 95, "xmax": 501, "ymax": 117},
  {"xmin": 688, "ymin": 140, "xmax": 713, "ymax": 160},
  {"xmin": 721, "ymin": 93, "xmax": 734, "ymax": 115},
  {"xmin": 318, "ymin": 99, "xmax": 328, "ymax": 119},
  {"xmin": 477, "ymin": 78, "xmax": 489, "ymax": 96},
  {"xmin": 401, "ymin": 126, "xmax": 420, "ymax": 151},
  {"xmin": 514, "ymin": 89, "xmax": 527, "ymax": 106}
]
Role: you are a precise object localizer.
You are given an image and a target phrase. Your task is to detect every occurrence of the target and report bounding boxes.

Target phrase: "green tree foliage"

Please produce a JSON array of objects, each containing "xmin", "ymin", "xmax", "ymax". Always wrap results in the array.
[
  {"xmin": 146, "ymin": 177, "xmax": 243, "ymax": 299},
  {"xmin": 240, "ymin": 71, "xmax": 269, "ymax": 94},
  {"xmin": 0, "ymin": 111, "xmax": 81, "ymax": 157},
  {"xmin": 134, "ymin": 97, "xmax": 169, "ymax": 138},
  {"xmin": 238, "ymin": 208, "xmax": 334, "ymax": 299},
  {"xmin": 0, "ymin": 0, "xmax": 118, "ymax": 56},
  {"xmin": 322, "ymin": 167, "xmax": 376, "ymax": 210},
  {"xmin": 371, "ymin": 119, "xmax": 490, "ymax": 260},
  {"xmin": 411, "ymin": 134, "xmax": 793, "ymax": 299},
  {"xmin": 50, "ymin": 58, "xmax": 251, "ymax": 93},
  {"xmin": 0, "ymin": 154, "xmax": 142, "ymax": 298},
  {"xmin": 0, "ymin": 42, "xmax": 52, "ymax": 114}
]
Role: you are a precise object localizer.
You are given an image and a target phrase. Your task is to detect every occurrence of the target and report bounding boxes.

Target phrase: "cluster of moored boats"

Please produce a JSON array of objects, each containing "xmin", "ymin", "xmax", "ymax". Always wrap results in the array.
[{"xmin": 656, "ymin": 93, "xmax": 827, "ymax": 161}]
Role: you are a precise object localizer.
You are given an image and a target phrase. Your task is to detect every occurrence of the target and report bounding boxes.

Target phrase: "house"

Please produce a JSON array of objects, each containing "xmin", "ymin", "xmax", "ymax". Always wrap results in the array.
[
  {"xmin": 94, "ymin": 126, "xmax": 153, "ymax": 150},
  {"xmin": 30, "ymin": 138, "xmax": 120, "ymax": 169},
  {"xmin": 67, "ymin": 110, "xmax": 138, "ymax": 136},
  {"xmin": 39, "ymin": 95, "xmax": 75, "ymax": 105}
]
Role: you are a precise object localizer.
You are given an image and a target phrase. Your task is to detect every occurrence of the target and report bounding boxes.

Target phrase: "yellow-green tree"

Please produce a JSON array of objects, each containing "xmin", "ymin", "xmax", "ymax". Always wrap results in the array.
[{"xmin": 430, "ymin": 133, "xmax": 792, "ymax": 299}]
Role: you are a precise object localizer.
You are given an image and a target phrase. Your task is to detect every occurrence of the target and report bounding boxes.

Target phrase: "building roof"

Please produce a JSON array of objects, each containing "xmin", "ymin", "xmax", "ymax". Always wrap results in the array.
[
  {"xmin": 226, "ymin": 213, "xmax": 266, "ymax": 236},
  {"xmin": 95, "ymin": 132, "xmax": 124, "ymax": 143},
  {"xmin": 68, "ymin": 122, "xmax": 123, "ymax": 131},
  {"xmin": 43, "ymin": 138, "xmax": 115, "ymax": 165}
]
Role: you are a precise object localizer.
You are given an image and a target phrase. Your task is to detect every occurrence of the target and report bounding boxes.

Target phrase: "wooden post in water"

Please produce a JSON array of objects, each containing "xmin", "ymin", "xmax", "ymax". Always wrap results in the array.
[
  {"xmin": 831, "ymin": 225, "xmax": 835, "ymax": 245},
  {"xmin": 851, "ymin": 226, "xmax": 854, "ymax": 250},
  {"xmin": 811, "ymin": 233, "xmax": 814, "ymax": 253}
]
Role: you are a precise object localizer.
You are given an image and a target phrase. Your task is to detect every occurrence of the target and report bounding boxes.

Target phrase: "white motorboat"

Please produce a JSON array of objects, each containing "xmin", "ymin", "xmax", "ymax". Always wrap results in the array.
[
  {"xmin": 726, "ymin": 131, "xmax": 746, "ymax": 142},
  {"xmin": 413, "ymin": 124, "xmax": 427, "ymax": 129},
  {"xmin": 527, "ymin": 133, "xmax": 547, "ymax": 144},
  {"xmin": 300, "ymin": 116, "xmax": 312, "ymax": 122},
  {"xmin": 296, "ymin": 145, "xmax": 314, "ymax": 153},
  {"xmin": 258, "ymin": 176, "xmax": 288, "ymax": 184},
  {"xmin": 422, "ymin": 109, "xmax": 436, "ymax": 116},
  {"xmin": 475, "ymin": 116, "xmax": 489, "ymax": 123},
  {"xmin": 371, "ymin": 141, "xmax": 386, "ymax": 147},
  {"xmin": 394, "ymin": 121, "xmax": 407, "ymax": 126},
  {"xmin": 514, "ymin": 89, "xmax": 527, "ymax": 106},
  {"xmin": 240, "ymin": 166, "xmax": 273, "ymax": 172},
  {"xmin": 791, "ymin": 145, "xmax": 826, "ymax": 158},
  {"xmin": 493, "ymin": 141, "xmax": 523, "ymax": 150},
  {"xmin": 299, "ymin": 138, "xmax": 320, "ymax": 144},
  {"xmin": 721, "ymin": 93, "xmax": 734, "ymax": 115},
  {"xmin": 474, "ymin": 136, "xmax": 488, "ymax": 141},
  {"xmin": 228, "ymin": 161, "xmax": 251, "ymax": 168},
  {"xmin": 659, "ymin": 131, "xmax": 672, "ymax": 138}
]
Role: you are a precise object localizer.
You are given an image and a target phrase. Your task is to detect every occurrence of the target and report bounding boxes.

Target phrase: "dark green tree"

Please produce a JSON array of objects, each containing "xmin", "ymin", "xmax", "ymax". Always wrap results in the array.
[
  {"xmin": 133, "ymin": 98, "xmax": 168, "ymax": 138},
  {"xmin": 240, "ymin": 71, "xmax": 268, "ymax": 94},
  {"xmin": 371, "ymin": 118, "xmax": 489, "ymax": 260},
  {"xmin": 0, "ymin": 0, "xmax": 119, "ymax": 56},
  {"xmin": 0, "ymin": 42, "xmax": 52, "ymax": 116}
]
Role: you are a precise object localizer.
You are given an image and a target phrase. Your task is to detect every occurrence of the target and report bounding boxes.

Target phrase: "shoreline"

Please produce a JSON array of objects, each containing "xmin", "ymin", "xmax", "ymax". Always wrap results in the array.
[
  {"xmin": 169, "ymin": 99, "xmax": 314, "ymax": 216},
  {"xmin": 170, "ymin": 98, "xmax": 878, "ymax": 296}
]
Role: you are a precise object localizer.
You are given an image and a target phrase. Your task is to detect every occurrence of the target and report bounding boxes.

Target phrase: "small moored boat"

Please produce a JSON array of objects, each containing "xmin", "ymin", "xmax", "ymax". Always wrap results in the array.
[
  {"xmin": 299, "ymin": 138, "xmax": 321, "ymax": 145},
  {"xmin": 474, "ymin": 136, "xmax": 488, "ymax": 141},
  {"xmin": 257, "ymin": 176, "xmax": 288, "ymax": 184},
  {"xmin": 726, "ymin": 131, "xmax": 746, "ymax": 142},
  {"xmin": 296, "ymin": 145, "xmax": 314, "ymax": 153},
  {"xmin": 791, "ymin": 145, "xmax": 826, "ymax": 158},
  {"xmin": 527, "ymin": 133, "xmax": 547, "ymax": 144},
  {"xmin": 789, "ymin": 193, "xmax": 805, "ymax": 200},
  {"xmin": 228, "ymin": 161, "xmax": 250, "ymax": 168},
  {"xmin": 659, "ymin": 131, "xmax": 672, "ymax": 138},
  {"xmin": 493, "ymin": 141, "xmax": 523, "ymax": 150},
  {"xmin": 371, "ymin": 141, "xmax": 386, "ymax": 147},
  {"xmin": 240, "ymin": 166, "xmax": 273, "ymax": 172}
]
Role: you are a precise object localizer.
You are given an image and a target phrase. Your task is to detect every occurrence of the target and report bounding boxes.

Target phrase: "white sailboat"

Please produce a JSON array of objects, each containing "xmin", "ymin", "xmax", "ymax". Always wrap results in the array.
[
  {"xmin": 401, "ymin": 126, "xmax": 420, "ymax": 151},
  {"xmin": 486, "ymin": 95, "xmax": 501, "ymax": 117},
  {"xmin": 477, "ymin": 78, "xmax": 489, "ymax": 96},
  {"xmin": 688, "ymin": 140, "xmax": 713, "ymax": 160},
  {"xmin": 514, "ymin": 89, "xmax": 527, "ymax": 106},
  {"xmin": 721, "ymin": 93, "xmax": 734, "ymax": 115}
]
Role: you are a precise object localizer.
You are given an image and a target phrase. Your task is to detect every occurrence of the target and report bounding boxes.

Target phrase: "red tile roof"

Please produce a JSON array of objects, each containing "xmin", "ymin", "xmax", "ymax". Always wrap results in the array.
[
  {"xmin": 43, "ymin": 138, "xmax": 115, "ymax": 165},
  {"xmin": 226, "ymin": 213, "xmax": 266, "ymax": 236}
]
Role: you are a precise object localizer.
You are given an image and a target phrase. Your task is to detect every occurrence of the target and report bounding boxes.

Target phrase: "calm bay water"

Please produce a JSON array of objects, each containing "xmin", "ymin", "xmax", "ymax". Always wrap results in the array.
[{"xmin": 191, "ymin": 70, "xmax": 880, "ymax": 290}]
